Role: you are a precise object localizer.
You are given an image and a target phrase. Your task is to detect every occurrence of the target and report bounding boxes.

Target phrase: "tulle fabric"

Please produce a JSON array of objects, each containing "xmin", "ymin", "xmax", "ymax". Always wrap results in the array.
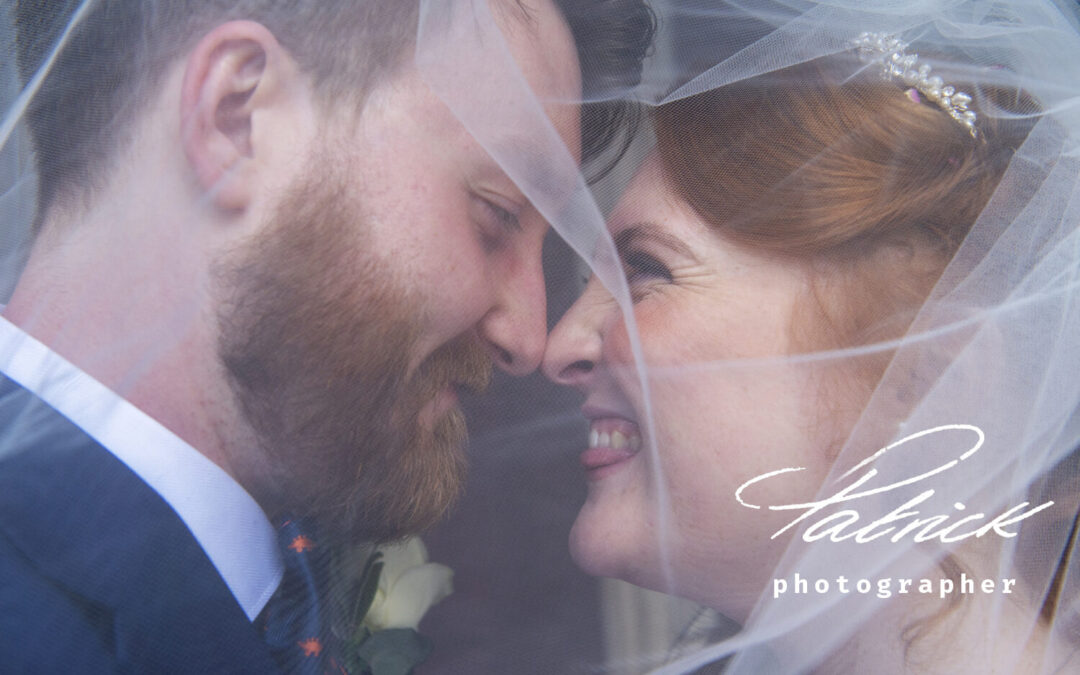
[
  {"xmin": 4, "ymin": 1, "xmax": 1080, "ymax": 673},
  {"xmin": 417, "ymin": 1, "xmax": 1080, "ymax": 672}
]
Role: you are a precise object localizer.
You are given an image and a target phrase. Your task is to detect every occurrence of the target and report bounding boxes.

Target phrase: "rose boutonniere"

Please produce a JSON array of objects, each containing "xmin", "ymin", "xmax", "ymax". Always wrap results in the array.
[{"xmin": 333, "ymin": 537, "xmax": 453, "ymax": 675}]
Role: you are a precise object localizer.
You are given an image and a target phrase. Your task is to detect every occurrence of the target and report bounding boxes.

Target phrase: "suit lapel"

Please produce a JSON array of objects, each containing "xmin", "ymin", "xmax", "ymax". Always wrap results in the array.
[{"xmin": 0, "ymin": 376, "xmax": 280, "ymax": 673}]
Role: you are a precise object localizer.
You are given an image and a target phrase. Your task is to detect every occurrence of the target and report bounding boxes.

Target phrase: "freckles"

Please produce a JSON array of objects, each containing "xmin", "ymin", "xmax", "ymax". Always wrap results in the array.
[
  {"xmin": 604, "ymin": 323, "xmax": 634, "ymax": 362},
  {"xmin": 443, "ymin": 279, "xmax": 491, "ymax": 317},
  {"xmin": 624, "ymin": 303, "xmax": 719, "ymax": 367},
  {"xmin": 607, "ymin": 301, "xmax": 676, "ymax": 356}
]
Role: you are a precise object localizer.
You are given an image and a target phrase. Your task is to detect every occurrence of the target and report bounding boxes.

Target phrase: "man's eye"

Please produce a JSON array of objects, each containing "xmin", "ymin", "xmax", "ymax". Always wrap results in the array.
[{"xmin": 479, "ymin": 197, "xmax": 521, "ymax": 233}]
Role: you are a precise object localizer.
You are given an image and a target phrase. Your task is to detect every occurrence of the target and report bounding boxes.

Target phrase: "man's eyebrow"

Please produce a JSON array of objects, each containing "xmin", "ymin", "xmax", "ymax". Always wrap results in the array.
[
  {"xmin": 494, "ymin": 0, "xmax": 538, "ymax": 34},
  {"xmin": 487, "ymin": 140, "xmax": 580, "ymax": 205},
  {"xmin": 614, "ymin": 223, "xmax": 697, "ymax": 260}
]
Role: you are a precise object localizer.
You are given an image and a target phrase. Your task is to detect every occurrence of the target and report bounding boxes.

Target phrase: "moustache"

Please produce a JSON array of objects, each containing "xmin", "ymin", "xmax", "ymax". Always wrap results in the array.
[{"xmin": 414, "ymin": 333, "xmax": 493, "ymax": 397}]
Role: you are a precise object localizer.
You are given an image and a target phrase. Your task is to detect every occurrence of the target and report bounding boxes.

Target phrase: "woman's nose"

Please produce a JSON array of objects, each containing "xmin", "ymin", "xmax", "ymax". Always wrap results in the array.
[{"xmin": 542, "ymin": 279, "xmax": 611, "ymax": 389}]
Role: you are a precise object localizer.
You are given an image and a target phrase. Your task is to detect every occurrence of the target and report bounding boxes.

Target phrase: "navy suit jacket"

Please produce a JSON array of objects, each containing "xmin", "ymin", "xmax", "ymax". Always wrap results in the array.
[{"xmin": 0, "ymin": 376, "xmax": 281, "ymax": 673}]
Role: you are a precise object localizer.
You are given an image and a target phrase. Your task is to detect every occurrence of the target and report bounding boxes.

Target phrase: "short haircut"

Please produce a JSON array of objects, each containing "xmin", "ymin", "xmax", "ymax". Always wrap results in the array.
[{"xmin": 13, "ymin": 0, "xmax": 654, "ymax": 218}]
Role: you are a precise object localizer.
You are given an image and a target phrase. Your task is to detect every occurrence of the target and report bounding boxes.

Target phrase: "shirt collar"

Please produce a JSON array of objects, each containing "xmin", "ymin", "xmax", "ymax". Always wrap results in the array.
[{"xmin": 0, "ymin": 314, "xmax": 283, "ymax": 621}]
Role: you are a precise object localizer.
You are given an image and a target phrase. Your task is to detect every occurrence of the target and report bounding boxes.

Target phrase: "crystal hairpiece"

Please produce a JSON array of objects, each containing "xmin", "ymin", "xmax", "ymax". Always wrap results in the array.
[{"xmin": 852, "ymin": 32, "xmax": 977, "ymax": 138}]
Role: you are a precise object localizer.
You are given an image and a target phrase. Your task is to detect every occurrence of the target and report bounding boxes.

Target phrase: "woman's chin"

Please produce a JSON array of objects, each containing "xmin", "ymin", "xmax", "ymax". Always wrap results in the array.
[
  {"xmin": 568, "ymin": 502, "xmax": 656, "ymax": 585},
  {"xmin": 568, "ymin": 507, "xmax": 625, "ymax": 579}
]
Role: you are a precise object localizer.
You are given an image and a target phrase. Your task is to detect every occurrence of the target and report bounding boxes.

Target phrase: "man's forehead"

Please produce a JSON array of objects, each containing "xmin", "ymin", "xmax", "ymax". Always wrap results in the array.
[
  {"xmin": 409, "ymin": 0, "xmax": 583, "ymax": 212},
  {"xmin": 491, "ymin": 0, "xmax": 540, "ymax": 27},
  {"xmin": 490, "ymin": 137, "xmax": 579, "ymax": 201},
  {"xmin": 488, "ymin": 0, "xmax": 581, "ymax": 101}
]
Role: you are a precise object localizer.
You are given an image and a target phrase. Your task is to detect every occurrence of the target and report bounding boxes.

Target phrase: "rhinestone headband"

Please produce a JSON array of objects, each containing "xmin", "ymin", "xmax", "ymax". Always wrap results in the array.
[{"xmin": 852, "ymin": 32, "xmax": 977, "ymax": 138}]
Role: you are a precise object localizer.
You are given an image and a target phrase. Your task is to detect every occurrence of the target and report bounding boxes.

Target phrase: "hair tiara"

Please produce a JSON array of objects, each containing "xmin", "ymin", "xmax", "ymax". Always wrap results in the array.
[{"xmin": 853, "ymin": 32, "xmax": 978, "ymax": 138}]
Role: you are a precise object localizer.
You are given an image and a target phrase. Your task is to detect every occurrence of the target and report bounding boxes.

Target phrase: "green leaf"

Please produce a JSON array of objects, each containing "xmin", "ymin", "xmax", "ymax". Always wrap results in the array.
[
  {"xmin": 354, "ymin": 628, "xmax": 433, "ymax": 675},
  {"xmin": 352, "ymin": 553, "xmax": 384, "ymax": 629}
]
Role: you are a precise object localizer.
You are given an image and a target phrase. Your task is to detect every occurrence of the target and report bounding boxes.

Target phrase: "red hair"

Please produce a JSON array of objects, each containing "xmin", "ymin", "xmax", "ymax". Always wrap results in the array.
[{"xmin": 652, "ymin": 57, "xmax": 1032, "ymax": 357}]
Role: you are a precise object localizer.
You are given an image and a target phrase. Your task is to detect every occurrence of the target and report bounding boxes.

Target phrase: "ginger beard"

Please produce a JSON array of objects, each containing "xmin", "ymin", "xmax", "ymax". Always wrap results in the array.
[{"xmin": 216, "ymin": 159, "xmax": 491, "ymax": 544}]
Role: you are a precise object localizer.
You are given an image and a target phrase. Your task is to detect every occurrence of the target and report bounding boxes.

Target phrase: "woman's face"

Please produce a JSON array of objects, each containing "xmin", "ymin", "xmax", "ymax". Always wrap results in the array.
[{"xmin": 542, "ymin": 154, "xmax": 847, "ymax": 619}]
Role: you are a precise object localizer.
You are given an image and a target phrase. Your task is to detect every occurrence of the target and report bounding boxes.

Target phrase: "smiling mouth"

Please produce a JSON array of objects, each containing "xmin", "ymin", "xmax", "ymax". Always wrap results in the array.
[{"xmin": 581, "ymin": 417, "xmax": 642, "ymax": 479}]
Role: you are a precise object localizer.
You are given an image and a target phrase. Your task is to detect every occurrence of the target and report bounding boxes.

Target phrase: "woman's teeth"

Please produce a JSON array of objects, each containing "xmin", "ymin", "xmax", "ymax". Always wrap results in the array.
[{"xmin": 588, "ymin": 421, "xmax": 642, "ymax": 451}]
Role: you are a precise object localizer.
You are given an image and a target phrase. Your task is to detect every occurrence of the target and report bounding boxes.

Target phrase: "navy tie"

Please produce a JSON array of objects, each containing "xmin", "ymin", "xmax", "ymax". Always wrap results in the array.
[{"xmin": 262, "ymin": 515, "xmax": 346, "ymax": 674}]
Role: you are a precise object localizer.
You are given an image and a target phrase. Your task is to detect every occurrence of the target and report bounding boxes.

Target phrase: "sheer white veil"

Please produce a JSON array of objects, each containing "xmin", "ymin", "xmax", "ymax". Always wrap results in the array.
[
  {"xmin": 4, "ymin": 1, "xmax": 1080, "ymax": 674},
  {"xmin": 418, "ymin": 0, "xmax": 1080, "ymax": 673}
]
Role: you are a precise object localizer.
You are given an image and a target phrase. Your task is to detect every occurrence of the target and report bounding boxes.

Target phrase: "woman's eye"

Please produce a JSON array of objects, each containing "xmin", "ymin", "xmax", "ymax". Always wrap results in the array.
[
  {"xmin": 621, "ymin": 250, "xmax": 673, "ymax": 302},
  {"xmin": 623, "ymin": 250, "xmax": 673, "ymax": 284}
]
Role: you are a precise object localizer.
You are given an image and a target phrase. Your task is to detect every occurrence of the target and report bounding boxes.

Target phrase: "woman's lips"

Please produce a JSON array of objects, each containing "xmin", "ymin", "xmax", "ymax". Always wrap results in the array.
[{"xmin": 581, "ymin": 417, "xmax": 642, "ymax": 480}]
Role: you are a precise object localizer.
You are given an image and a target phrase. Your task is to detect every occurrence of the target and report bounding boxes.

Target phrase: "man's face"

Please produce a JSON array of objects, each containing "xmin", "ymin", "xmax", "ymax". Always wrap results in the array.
[{"xmin": 217, "ymin": 0, "xmax": 582, "ymax": 542}]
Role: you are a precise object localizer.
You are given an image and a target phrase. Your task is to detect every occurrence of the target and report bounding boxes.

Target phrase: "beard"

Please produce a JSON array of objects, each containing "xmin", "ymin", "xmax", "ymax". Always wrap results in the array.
[{"xmin": 215, "ymin": 157, "xmax": 491, "ymax": 544}]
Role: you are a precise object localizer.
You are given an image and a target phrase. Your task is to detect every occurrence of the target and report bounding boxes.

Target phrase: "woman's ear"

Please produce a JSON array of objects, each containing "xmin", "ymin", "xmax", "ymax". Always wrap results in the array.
[{"xmin": 180, "ymin": 20, "xmax": 296, "ymax": 212}]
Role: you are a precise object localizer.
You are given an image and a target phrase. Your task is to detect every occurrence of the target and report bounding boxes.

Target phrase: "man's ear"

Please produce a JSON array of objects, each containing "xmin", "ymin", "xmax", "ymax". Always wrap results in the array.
[{"xmin": 181, "ymin": 21, "xmax": 296, "ymax": 211}]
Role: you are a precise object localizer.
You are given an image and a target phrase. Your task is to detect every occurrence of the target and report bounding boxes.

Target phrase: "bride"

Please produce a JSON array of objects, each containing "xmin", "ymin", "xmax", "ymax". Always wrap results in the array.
[{"xmin": 540, "ymin": 5, "xmax": 1080, "ymax": 674}]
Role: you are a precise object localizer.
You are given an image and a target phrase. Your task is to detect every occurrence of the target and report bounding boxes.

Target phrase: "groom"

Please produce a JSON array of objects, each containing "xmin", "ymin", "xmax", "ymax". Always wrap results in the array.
[{"xmin": 0, "ymin": 0, "xmax": 652, "ymax": 672}]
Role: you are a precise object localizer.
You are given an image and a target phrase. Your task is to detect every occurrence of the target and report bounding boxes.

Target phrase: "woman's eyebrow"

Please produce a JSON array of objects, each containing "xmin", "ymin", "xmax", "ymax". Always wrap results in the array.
[{"xmin": 614, "ymin": 223, "xmax": 697, "ymax": 260}]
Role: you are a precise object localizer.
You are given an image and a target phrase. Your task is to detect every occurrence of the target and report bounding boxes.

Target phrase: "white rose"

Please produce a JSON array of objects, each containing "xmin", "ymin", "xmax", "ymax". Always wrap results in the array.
[{"xmin": 361, "ymin": 537, "xmax": 453, "ymax": 632}]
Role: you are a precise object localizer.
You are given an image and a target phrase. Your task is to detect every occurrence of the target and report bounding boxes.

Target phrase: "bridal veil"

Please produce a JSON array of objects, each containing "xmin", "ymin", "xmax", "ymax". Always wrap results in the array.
[
  {"xmin": 4, "ymin": 1, "xmax": 1080, "ymax": 673},
  {"xmin": 416, "ymin": 1, "xmax": 1080, "ymax": 672}
]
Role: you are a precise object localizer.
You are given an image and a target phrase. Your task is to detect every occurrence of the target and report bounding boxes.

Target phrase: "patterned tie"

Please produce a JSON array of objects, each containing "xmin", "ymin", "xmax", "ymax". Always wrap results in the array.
[{"xmin": 262, "ymin": 515, "xmax": 348, "ymax": 675}]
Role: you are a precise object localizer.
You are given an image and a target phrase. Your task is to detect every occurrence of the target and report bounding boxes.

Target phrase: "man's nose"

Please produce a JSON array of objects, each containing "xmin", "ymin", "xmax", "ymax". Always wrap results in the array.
[{"xmin": 479, "ymin": 254, "xmax": 548, "ymax": 376}]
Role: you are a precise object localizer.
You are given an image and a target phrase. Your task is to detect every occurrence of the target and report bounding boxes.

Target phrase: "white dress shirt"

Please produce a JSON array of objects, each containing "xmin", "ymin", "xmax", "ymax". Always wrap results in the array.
[{"xmin": 0, "ymin": 314, "xmax": 283, "ymax": 621}]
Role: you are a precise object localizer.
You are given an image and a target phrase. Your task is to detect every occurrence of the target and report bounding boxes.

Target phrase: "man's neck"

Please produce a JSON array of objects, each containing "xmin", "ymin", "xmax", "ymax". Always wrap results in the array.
[{"xmin": 3, "ymin": 202, "xmax": 275, "ymax": 515}]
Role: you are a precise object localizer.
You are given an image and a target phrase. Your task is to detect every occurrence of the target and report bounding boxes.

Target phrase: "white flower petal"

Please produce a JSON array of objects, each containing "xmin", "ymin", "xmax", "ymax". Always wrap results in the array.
[
  {"xmin": 363, "ymin": 587, "xmax": 390, "ymax": 630},
  {"xmin": 375, "ymin": 537, "xmax": 429, "ymax": 587},
  {"xmin": 375, "ymin": 563, "xmax": 454, "ymax": 630}
]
